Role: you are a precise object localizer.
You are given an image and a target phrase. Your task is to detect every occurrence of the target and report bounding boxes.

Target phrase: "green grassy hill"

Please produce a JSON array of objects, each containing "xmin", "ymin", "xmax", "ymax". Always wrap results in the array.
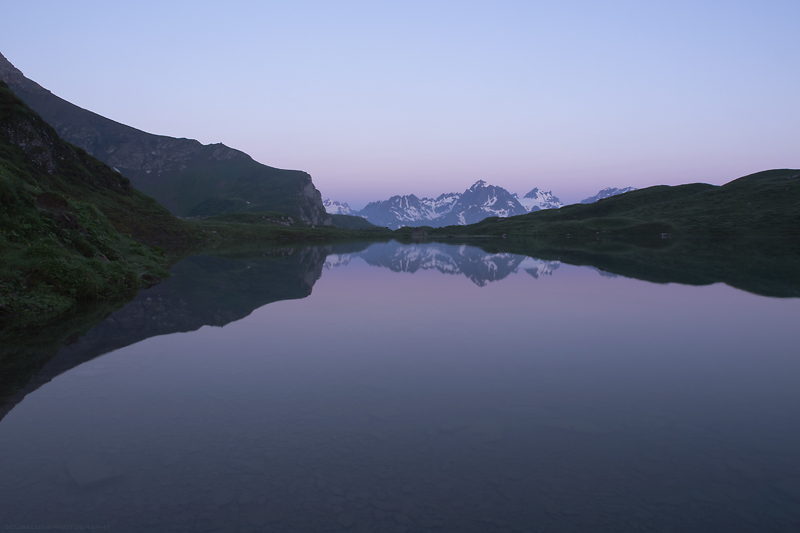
[
  {"xmin": 329, "ymin": 214, "xmax": 377, "ymax": 229},
  {"xmin": 416, "ymin": 169, "xmax": 800, "ymax": 238},
  {"xmin": 0, "ymin": 81, "xmax": 189, "ymax": 320}
]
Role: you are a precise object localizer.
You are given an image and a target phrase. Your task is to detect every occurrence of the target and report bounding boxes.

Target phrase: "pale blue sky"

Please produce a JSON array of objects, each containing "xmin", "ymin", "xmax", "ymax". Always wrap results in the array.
[{"xmin": 2, "ymin": 0, "xmax": 798, "ymax": 206}]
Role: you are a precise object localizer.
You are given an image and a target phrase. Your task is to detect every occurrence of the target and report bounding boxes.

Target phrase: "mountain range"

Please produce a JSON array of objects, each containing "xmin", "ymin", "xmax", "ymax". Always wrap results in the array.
[
  {"xmin": 0, "ymin": 52, "xmax": 330, "ymax": 226},
  {"xmin": 330, "ymin": 181, "xmax": 565, "ymax": 229},
  {"xmin": 325, "ymin": 182, "xmax": 639, "ymax": 229}
]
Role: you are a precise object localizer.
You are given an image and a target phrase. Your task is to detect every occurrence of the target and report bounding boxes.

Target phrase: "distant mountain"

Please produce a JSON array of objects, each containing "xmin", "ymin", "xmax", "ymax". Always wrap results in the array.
[
  {"xmin": 436, "ymin": 181, "xmax": 528, "ymax": 226},
  {"xmin": 515, "ymin": 188, "xmax": 564, "ymax": 211},
  {"xmin": 323, "ymin": 199, "xmax": 356, "ymax": 215},
  {"xmin": 0, "ymin": 52, "xmax": 331, "ymax": 225},
  {"xmin": 358, "ymin": 192, "xmax": 460, "ymax": 229},
  {"xmin": 355, "ymin": 181, "xmax": 561, "ymax": 229},
  {"xmin": 580, "ymin": 187, "xmax": 637, "ymax": 204}
]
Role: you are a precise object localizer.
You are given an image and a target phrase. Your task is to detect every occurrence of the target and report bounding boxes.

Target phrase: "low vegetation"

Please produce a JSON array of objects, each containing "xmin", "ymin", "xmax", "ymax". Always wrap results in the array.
[{"xmin": 0, "ymin": 80, "xmax": 178, "ymax": 322}]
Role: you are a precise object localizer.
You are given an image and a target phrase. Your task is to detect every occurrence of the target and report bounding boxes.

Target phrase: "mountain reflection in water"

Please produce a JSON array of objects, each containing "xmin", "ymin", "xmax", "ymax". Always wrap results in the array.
[
  {"xmin": 325, "ymin": 242, "xmax": 560, "ymax": 285},
  {"xmin": 3, "ymin": 237, "xmax": 800, "ymax": 424},
  {"xmin": 0, "ymin": 243, "xmax": 339, "ymax": 422},
  {"xmin": 2, "ymin": 242, "xmax": 562, "ymax": 420},
  {"xmin": 1, "ymin": 239, "xmax": 800, "ymax": 531}
]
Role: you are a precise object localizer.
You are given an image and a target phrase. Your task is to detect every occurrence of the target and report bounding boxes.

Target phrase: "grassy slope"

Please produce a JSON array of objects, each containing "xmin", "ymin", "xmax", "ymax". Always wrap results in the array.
[
  {"xmin": 0, "ymin": 81, "xmax": 181, "ymax": 321},
  {"xmin": 414, "ymin": 170, "xmax": 800, "ymax": 238},
  {"xmin": 329, "ymin": 214, "xmax": 377, "ymax": 229}
]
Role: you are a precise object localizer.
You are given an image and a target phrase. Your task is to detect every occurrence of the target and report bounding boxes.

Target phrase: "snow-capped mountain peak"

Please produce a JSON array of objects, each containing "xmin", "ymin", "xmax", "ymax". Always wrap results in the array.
[
  {"xmin": 343, "ymin": 181, "xmax": 569, "ymax": 228},
  {"xmin": 514, "ymin": 188, "xmax": 563, "ymax": 212},
  {"xmin": 522, "ymin": 187, "xmax": 543, "ymax": 200},
  {"xmin": 323, "ymin": 199, "xmax": 355, "ymax": 215}
]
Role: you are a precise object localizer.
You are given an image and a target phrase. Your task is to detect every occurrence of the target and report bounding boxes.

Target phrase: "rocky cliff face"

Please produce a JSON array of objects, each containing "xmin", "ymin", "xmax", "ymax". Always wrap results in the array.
[{"xmin": 0, "ymin": 52, "xmax": 331, "ymax": 225}]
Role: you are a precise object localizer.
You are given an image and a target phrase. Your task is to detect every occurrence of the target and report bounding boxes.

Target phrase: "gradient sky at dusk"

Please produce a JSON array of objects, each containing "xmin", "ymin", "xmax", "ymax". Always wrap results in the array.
[{"xmin": 2, "ymin": 0, "xmax": 798, "ymax": 207}]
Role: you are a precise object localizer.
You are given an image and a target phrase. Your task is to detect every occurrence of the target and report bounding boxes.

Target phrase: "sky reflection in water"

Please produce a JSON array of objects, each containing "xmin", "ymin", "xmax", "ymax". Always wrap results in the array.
[{"xmin": 1, "ymin": 242, "xmax": 799, "ymax": 532}]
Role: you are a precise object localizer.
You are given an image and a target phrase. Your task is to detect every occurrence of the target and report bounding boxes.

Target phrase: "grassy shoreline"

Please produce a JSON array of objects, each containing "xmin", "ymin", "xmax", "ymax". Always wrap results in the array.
[{"xmin": 0, "ymin": 204, "xmax": 393, "ymax": 327}]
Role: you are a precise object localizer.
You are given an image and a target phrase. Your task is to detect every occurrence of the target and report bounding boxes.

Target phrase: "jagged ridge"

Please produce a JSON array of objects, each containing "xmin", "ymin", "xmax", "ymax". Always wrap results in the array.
[{"xmin": 347, "ymin": 181, "xmax": 563, "ymax": 229}]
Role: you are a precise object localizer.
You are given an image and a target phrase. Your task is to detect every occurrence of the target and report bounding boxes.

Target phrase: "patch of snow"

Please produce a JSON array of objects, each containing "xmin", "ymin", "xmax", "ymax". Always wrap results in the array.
[
  {"xmin": 580, "ymin": 187, "xmax": 637, "ymax": 204},
  {"xmin": 323, "ymin": 199, "xmax": 355, "ymax": 215},
  {"xmin": 518, "ymin": 188, "xmax": 563, "ymax": 212},
  {"xmin": 324, "ymin": 254, "xmax": 353, "ymax": 269}
]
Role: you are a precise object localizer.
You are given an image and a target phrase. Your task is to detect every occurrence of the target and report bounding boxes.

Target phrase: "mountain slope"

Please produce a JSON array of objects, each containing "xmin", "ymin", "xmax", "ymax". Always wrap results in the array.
[
  {"xmin": 0, "ymin": 52, "xmax": 330, "ymax": 225},
  {"xmin": 0, "ymin": 80, "xmax": 181, "ymax": 319},
  {"xmin": 328, "ymin": 214, "xmax": 377, "ymax": 229}
]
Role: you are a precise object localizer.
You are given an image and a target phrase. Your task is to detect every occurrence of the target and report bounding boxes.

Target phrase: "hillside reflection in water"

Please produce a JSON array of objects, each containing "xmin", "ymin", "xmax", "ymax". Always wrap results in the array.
[{"xmin": 1, "ymin": 240, "xmax": 799, "ymax": 532}]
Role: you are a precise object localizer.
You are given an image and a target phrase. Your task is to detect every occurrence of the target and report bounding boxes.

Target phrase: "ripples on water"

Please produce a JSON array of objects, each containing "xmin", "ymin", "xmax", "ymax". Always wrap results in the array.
[{"xmin": 1, "ymin": 241, "xmax": 799, "ymax": 532}]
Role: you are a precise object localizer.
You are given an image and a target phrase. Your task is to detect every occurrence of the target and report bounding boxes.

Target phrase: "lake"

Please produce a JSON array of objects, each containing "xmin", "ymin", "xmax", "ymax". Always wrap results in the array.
[{"xmin": 1, "ymin": 240, "xmax": 799, "ymax": 532}]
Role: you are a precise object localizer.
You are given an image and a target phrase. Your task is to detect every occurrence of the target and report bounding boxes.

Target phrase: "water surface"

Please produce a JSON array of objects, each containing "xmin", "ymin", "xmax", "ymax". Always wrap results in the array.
[{"xmin": 1, "ymin": 241, "xmax": 799, "ymax": 532}]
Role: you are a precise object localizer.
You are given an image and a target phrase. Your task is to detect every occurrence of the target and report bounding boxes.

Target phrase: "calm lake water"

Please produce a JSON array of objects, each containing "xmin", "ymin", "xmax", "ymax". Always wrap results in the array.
[{"xmin": 1, "ymin": 241, "xmax": 800, "ymax": 532}]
